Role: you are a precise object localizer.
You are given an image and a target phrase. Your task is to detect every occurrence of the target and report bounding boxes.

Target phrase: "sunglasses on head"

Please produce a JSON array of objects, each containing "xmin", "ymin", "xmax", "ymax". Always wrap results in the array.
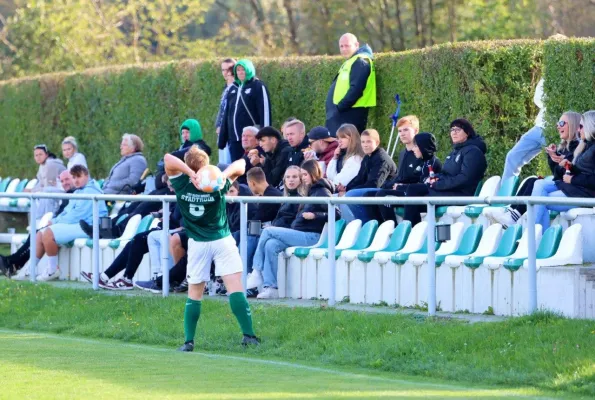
[
  {"xmin": 34, "ymin": 144, "xmax": 48, "ymax": 152},
  {"xmin": 557, "ymin": 121, "xmax": 567, "ymax": 127}
]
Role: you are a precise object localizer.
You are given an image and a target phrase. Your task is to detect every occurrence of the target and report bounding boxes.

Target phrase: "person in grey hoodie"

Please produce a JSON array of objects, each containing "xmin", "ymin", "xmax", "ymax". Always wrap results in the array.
[
  {"xmin": 102, "ymin": 134, "xmax": 148, "ymax": 195},
  {"xmin": 28, "ymin": 144, "xmax": 67, "ymax": 219}
]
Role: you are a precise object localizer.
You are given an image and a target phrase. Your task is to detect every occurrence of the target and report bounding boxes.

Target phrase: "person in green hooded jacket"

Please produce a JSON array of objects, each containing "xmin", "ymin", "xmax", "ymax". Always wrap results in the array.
[{"xmin": 218, "ymin": 59, "xmax": 272, "ymax": 162}]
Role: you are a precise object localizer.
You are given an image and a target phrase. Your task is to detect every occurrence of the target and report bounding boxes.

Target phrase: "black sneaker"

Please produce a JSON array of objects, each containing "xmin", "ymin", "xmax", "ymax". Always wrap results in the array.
[
  {"xmin": 177, "ymin": 341, "xmax": 194, "ymax": 352},
  {"xmin": 241, "ymin": 335, "xmax": 260, "ymax": 347},
  {"xmin": 0, "ymin": 256, "xmax": 11, "ymax": 277},
  {"xmin": 246, "ymin": 288, "xmax": 259, "ymax": 298},
  {"xmin": 174, "ymin": 279, "xmax": 188, "ymax": 293},
  {"xmin": 134, "ymin": 279, "xmax": 162, "ymax": 294}
]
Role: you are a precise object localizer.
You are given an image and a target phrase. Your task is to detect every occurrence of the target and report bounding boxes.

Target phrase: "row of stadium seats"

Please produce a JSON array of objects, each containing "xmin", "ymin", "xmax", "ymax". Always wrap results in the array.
[
  {"xmin": 0, "ymin": 177, "xmax": 38, "ymax": 210},
  {"xmin": 277, "ymin": 218, "xmax": 585, "ymax": 317}
]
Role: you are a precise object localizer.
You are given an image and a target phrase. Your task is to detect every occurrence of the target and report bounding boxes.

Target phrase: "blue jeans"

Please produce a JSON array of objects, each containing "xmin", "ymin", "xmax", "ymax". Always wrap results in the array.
[
  {"xmin": 252, "ymin": 227, "xmax": 320, "ymax": 288},
  {"xmin": 502, "ymin": 126, "xmax": 545, "ymax": 182},
  {"xmin": 341, "ymin": 188, "xmax": 382, "ymax": 223},
  {"xmin": 232, "ymin": 231, "xmax": 259, "ymax": 274},
  {"xmin": 532, "ymin": 179, "xmax": 572, "ymax": 229}
]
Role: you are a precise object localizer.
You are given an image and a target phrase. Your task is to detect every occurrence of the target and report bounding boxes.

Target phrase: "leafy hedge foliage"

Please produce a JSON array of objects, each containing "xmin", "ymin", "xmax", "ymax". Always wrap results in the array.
[{"xmin": 0, "ymin": 39, "xmax": 593, "ymax": 179}]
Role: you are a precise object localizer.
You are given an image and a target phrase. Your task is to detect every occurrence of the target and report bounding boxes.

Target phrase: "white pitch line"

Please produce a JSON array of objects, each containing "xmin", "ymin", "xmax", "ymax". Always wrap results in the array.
[{"xmin": 0, "ymin": 328, "xmax": 554, "ymax": 399}]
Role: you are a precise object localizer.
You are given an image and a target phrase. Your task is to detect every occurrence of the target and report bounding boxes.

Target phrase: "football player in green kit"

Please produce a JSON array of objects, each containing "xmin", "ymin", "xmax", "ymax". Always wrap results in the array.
[{"xmin": 164, "ymin": 145, "xmax": 259, "ymax": 351}]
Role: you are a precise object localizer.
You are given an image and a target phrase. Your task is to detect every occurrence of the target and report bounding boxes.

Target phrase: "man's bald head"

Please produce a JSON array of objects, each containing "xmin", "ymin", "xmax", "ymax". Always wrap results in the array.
[
  {"xmin": 59, "ymin": 170, "xmax": 73, "ymax": 192},
  {"xmin": 339, "ymin": 33, "xmax": 359, "ymax": 58}
]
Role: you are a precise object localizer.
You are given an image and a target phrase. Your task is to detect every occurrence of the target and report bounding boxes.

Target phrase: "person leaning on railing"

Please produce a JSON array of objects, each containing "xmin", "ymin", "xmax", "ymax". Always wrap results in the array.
[
  {"xmin": 529, "ymin": 110, "xmax": 595, "ymax": 230},
  {"xmin": 247, "ymin": 160, "xmax": 338, "ymax": 300},
  {"xmin": 402, "ymin": 118, "xmax": 487, "ymax": 226}
]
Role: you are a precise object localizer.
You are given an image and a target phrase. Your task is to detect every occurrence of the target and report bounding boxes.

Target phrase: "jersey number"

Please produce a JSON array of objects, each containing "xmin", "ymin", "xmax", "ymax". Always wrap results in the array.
[{"xmin": 189, "ymin": 204, "xmax": 205, "ymax": 217}]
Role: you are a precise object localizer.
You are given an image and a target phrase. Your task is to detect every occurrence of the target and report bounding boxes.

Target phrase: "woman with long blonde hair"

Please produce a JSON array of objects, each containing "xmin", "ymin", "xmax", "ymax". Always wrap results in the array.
[{"xmin": 326, "ymin": 123, "xmax": 364, "ymax": 189}]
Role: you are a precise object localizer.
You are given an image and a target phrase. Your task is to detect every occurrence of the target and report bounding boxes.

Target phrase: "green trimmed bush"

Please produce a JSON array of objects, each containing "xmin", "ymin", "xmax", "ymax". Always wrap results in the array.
[{"xmin": 0, "ymin": 38, "xmax": 593, "ymax": 179}]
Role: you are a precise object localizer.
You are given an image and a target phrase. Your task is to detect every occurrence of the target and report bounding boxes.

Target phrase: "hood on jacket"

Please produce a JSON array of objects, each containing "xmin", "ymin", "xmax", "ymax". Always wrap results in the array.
[
  {"xmin": 353, "ymin": 44, "xmax": 374, "ymax": 60},
  {"xmin": 77, "ymin": 179, "xmax": 103, "ymax": 194},
  {"xmin": 310, "ymin": 178, "xmax": 334, "ymax": 194},
  {"xmin": 179, "ymin": 119, "xmax": 203, "ymax": 142},
  {"xmin": 234, "ymin": 59, "xmax": 256, "ymax": 84},
  {"xmin": 458, "ymin": 135, "xmax": 487, "ymax": 154},
  {"xmin": 414, "ymin": 132, "xmax": 437, "ymax": 161},
  {"xmin": 45, "ymin": 157, "xmax": 65, "ymax": 167}
]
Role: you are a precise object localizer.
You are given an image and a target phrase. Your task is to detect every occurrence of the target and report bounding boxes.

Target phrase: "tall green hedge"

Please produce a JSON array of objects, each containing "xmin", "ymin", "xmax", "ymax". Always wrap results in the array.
[{"xmin": 0, "ymin": 38, "xmax": 593, "ymax": 179}]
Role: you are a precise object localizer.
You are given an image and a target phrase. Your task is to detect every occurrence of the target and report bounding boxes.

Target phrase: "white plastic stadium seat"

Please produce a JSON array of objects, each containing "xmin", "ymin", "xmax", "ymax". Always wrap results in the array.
[
  {"xmin": 16, "ymin": 179, "xmax": 38, "ymax": 208},
  {"xmin": 442, "ymin": 176, "xmax": 500, "ymax": 226},
  {"xmin": 0, "ymin": 179, "xmax": 21, "ymax": 206}
]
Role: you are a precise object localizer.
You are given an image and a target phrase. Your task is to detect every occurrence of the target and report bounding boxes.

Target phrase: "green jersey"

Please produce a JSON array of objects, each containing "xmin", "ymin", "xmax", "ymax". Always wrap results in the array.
[{"xmin": 170, "ymin": 174, "xmax": 232, "ymax": 242}]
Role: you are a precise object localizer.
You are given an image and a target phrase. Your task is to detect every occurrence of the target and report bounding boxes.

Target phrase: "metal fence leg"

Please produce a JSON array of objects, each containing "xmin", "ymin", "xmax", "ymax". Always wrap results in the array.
[
  {"xmin": 240, "ymin": 201, "xmax": 248, "ymax": 294},
  {"xmin": 92, "ymin": 199, "xmax": 100, "ymax": 290},
  {"xmin": 526, "ymin": 202, "xmax": 537, "ymax": 313},
  {"xmin": 29, "ymin": 197, "xmax": 37, "ymax": 282},
  {"xmin": 161, "ymin": 200, "xmax": 170, "ymax": 297},
  {"xmin": 426, "ymin": 203, "xmax": 437, "ymax": 316},
  {"xmin": 327, "ymin": 203, "xmax": 336, "ymax": 306}
]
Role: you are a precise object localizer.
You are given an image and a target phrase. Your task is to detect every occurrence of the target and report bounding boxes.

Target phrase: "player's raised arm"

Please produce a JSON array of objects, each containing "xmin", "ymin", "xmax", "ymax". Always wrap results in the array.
[
  {"xmin": 222, "ymin": 158, "xmax": 246, "ymax": 183},
  {"xmin": 164, "ymin": 153, "xmax": 196, "ymax": 177}
]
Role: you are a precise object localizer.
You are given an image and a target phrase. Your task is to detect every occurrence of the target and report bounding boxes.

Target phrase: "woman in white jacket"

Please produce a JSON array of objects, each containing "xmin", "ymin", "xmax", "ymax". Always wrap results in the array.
[
  {"xmin": 326, "ymin": 123, "xmax": 364, "ymax": 191},
  {"xmin": 62, "ymin": 136, "xmax": 88, "ymax": 170}
]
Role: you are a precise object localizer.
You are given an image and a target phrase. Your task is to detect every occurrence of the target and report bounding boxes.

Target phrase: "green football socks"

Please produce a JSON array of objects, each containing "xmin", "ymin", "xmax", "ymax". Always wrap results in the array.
[
  {"xmin": 229, "ymin": 292, "xmax": 255, "ymax": 337},
  {"xmin": 183, "ymin": 298, "xmax": 202, "ymax": 343}
]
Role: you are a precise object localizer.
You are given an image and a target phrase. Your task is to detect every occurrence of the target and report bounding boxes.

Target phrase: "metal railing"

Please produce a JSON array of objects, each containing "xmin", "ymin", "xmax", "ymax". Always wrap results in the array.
[{"xmin": 3, "ymin": 191, "xmax": 594, "ymax": 316}]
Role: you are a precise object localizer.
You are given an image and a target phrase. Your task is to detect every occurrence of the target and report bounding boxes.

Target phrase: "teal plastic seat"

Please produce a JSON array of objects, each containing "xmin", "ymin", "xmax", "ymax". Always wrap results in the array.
[
  {"xmin": 465, "ymin": 176, "xmax": 519, "ymax": 218},
  {"xmin": 503, "ymin": 225, "xmax": 562, "ymax": 271},
  {"xmin": 0, "ymin": 177, "xmax": 11, "ymax": 193},
  {"xmin": 293, "ymin": 220, "xmax": 346, "ymax": 259},
  {"xmin": 116, "ymin": 213, "xmax": 129, "ymax": 225},
  {"xmin": 463, "ymin": 224, "xmax": 522, "ymax": 269},
  {"xmin": 9, "ymin": 179, "xmax": 29, "ymax": 207},
  {"xmin": 109, "ymin": 215, "xmax": 154, "ymax": 249},
  {"xmin": 549, "ymin": 210, "xmax": 560, "ymax": 220},
  {"xmin": 435, "ymin": 224, "xmax": 483, "ymax": 266},
  {"xmin": 391, "ymin": 239, "xmax": 440, "ymax": 265},
  {"xmin": 326, "ymin": 220, "xmax": 378, "ymax": 260},
  {"xmin": 357, "ymin": 221, "xmax": 412, "ymax": 263}
]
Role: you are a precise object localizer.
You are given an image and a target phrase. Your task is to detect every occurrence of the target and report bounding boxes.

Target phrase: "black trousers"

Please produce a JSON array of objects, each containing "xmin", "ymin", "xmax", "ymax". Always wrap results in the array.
[
  {"xmin": 402, "ymin": 184, "xmax": 431, "ymax": 226},
  {"xmin": 104, "ymin": 228, "xmax": 159, "ymax": 280},
  {"xmin": 510, "ymin": 177, "xmax": 539, "ymax": 215},
  {"xmin": 155, "ymin": 255, "xmax": 187, "ymax": 286},
  {"xmin": 6, "ymin": 235, "xmax": 31, "ymax": 270},
  {"xmin": 374, "ymin": 187, "xmax": 408, "ymax": 223}
]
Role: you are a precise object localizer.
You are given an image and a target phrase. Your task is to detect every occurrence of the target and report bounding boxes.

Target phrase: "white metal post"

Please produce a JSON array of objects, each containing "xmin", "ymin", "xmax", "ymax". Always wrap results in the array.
[
  {"xmin": 327, "ymin": 203, "xmax": 336, "ymax": 306},
  {"xmin": 161, "ymin": 200, "xmax": 170, "ymax": 297},
  {"xmin": 92, "ymin": 199, "xmax": 100, "ymax": 290},
  {"xmin": 28, "ymin": 197, "xmax": 37, "ymax": 282},
  {"xmin": 240, "ymin": 201, "xmax": 248, "ymax": 294},
  {"xmin": 426, "ymin": 203, "xmax": 437, "ymax": 316},
  {"xmin": 526, "ymin": 202, "xmax": 537, "ymax": 313}
]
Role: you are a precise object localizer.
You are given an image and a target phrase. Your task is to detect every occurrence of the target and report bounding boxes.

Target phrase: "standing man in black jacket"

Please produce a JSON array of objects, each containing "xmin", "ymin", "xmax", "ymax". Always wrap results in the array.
[
  {"xmin": 218, "ymin": 59, "xmax": 272, "ymax": 162},
  {"xmin": 251, "ymin": 127, "xmax": 291, "ymax": 189},
  {"xmin": 339, "ymin": 129, "xmax": 396, "ymax": 223},
  {"xmin": 325, "ymin": 33, "xmax": 376, "ymax": 136}
]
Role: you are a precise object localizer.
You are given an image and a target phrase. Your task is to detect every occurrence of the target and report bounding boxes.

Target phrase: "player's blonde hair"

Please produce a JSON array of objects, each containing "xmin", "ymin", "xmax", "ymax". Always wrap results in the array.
[{"xmin": 184, "ymin": 145, "xmax": 209, "ymax": 172}]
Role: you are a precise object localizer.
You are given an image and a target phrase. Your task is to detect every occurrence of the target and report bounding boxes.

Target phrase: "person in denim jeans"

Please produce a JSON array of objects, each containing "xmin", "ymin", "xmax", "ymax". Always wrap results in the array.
[
  {"xmin": 247, "ymin": 160, "xmax": 337, "ymax": 299},
  {"xmin": 502, "ymin": 78, "xmax": 546, "ymax": 182}
]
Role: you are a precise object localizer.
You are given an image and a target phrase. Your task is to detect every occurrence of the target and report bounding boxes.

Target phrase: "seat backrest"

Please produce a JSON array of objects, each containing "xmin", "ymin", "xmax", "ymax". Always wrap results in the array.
[
  {"xmin": 492, "ymin": 224, "xmax": 523, "ymax": 257},
  {"xmin": 318, "ymin": 220, "xmax": 347, "ymax": 249},
  {"xmin": 452, "ymin": 224, "xmax": 483, "ymax": 256},
  {"xmin": 471, "ymin": 223, "xmax": 503, "ymax": 257},
  {"xmin": 548, "ymin": 224, "xmax": 582, "ymax": 262},
  {"xmin": 24, "ymin": 179, "xmax": 37, "ymax": 191},
  {"xmin": 334, "ymin": 219, "xmax": 346, "ymax": 245},
  {"xmin": 115, "ymin": 213, "xmax": 129, "ymax": 225},
  {"xmin": 37, "ymin": 212, "xmax": 54, "ymax": 229},
  {"xmin": 365, "ymin": 220, "xmax": 394, "ymax": 251},
  {"xmin": 398, "ymin": 221, "xmax": 428, "ymax": 253},
  {"xmin": 536, "ymin": 225, "xmax": 562, "ymax": 259},
  {"xmin": 477, "ymin": 176, "xmax": 501, "ymax": 197},
  {"xmin": 119, "ymin": 214, "xmax": 142, "ymax": 240},
  {"xmin": 384, "ymin": 221, "xmax": 411, "ymax": 252},
  {"xmin": 348, "ymin": 220, "xmax": 378, "ymax": 250},
  {"xmin": 335, "ymin": 219, "xmax": 362, "ymax": 250},
  {"xmin": 473, "ymin": 180, "xmax": 484, "ymax": 196},
  {"xmin": 4, "ymin": 178, "xmax": 20, "ymax": 193},
  {"xmin": 0, "ymin": 178, "xmax": 11, "ymax": 192},
  {"xmin": 497, "ymin": 176, "xmax": 520, "ymax": 197},
  {"xmin": 436, "ymin": 222, "xmax": 465, "ymax": 255},
  {"xmin": 511, "ymin": 225, "xmax": 543, "ymax": 258},
  {"xmin": 14, "ymin": 179, "xmax": 28, "ymax": 192},
  {"xmin": 136, "ymin": 215, "xmax": 155, "ymax": 234}
]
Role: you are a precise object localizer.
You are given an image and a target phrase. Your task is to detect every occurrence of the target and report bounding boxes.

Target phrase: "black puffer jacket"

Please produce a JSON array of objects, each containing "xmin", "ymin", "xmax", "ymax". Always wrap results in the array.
[
  {"xmin": 548, "ymin": 139, "xmax": 579, "ymax": 180},
  {"xmin": 430, "ymin": 136, "xmax": 487, "ymax": 196},
  {"xmin": 383, "ymin": 149, "xmax": 422, "ymax": 188},
  {"xmin": 285, "ymin": 135, "xmax": 311, "ymax": 167},
  {"xmin": 272, "ymin": 190, "xmax": 301, "ymax": 228},
  {"xmin": 291, "ymin": 178, "xmax": 338, "ymax": 233},
  {"xmin": 346, "ymin": 147, "xmax": 396, "ymax": 191},
  {"xmin": 555, "ymin": 140, "xmax": 595, "ymax": 197},
  {"xmin": 263, "ymin": 139, "xmax": 291, "ymax": 188}
]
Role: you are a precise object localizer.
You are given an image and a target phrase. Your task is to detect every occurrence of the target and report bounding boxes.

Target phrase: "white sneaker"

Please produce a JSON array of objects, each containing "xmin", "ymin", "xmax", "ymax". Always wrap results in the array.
[
  {"xmin": 246, "ymin": 270, "xmax": 263, "ymax": 289},
  {"xmin": 256, "ymin": 287, "xmax": 278, "ymax": 299},
  {"xmin": 491, "ymin": 208, "xmax": 519, "ymax": 229},
  {"xmin": 37, "ymin": 268, "xmax": 60, "ymax": 282},
  {"xmin": 12, "ymin": 264, "xmax": 30, "ymax": 281}
]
